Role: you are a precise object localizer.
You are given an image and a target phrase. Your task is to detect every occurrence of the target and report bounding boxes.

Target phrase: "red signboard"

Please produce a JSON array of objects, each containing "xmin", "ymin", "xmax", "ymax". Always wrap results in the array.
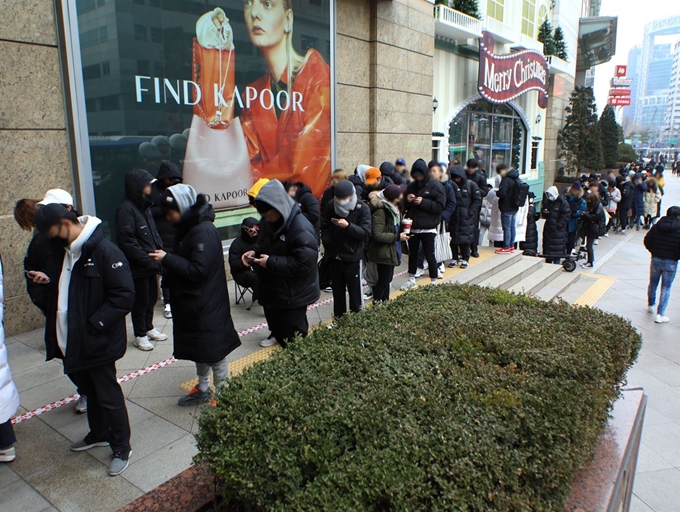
[
  {"xmin": 478, "ymin": 32, "xmax": 549, "ymax": 109},
  {"xmin": 611, "ymin": 78, "xmax": 633, "ymax": 87},
  {"xmin": 616, "ymin": 65, "xmax": 627, "ymax": 77},
  {"xmin": 608, "ymin": 97, "xmax": 631, "ymax": 106},
  {"xmin": 609, "ymin": 88, "xmax": 631, "ymax": 96}
]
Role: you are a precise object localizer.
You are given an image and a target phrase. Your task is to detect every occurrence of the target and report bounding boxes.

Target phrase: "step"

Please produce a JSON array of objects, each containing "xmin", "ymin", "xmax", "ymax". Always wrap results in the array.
[
  {"xmin": 449, "ymin": 252, "xmax": 524, "ymax": 286},
  {"xmin": 533, "ymin": 270, "xmax": 582, "ymax": 302},
  {"xmin": 476, "ymin": 257, "xmax": 545, "ymax": 290},
  {"xmin": 507, "ymin": 260, "xmax": 564, "ymax": 296}
]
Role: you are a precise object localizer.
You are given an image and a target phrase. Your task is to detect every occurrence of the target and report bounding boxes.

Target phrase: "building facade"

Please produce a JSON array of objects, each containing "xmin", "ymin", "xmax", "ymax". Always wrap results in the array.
[{"xmin": 665, "ymin": 41, "xmax": 680, "ymax": 147}]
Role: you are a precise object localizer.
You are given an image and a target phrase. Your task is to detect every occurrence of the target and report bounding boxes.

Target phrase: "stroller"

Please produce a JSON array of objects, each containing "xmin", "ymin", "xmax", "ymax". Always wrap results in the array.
[{"xmin": 537, "ymin": 246, "xmax": 587, "ymax": 273}]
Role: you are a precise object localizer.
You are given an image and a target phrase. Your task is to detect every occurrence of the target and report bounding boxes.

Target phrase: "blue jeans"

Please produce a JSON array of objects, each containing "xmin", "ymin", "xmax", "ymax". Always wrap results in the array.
[
  {"xmin": 648, "ymin": 257, "xmax": 678, "ymax": 316},
  {"xmin": 501, "ymin": 212, "xmax": 517, "ymax": 249}
]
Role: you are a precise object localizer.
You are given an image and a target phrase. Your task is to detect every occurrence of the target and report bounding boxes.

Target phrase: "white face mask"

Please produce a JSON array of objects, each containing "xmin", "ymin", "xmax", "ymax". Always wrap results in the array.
[{"xmin": 337, "ymin": 198, "xmax": 352, "ymax": 206}]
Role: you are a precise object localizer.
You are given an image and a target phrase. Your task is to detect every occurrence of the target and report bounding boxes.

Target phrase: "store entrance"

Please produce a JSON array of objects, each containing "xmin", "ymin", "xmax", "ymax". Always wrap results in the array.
[{"xmin": 448, "ymin": 99, "xmax": 527, "ymax": 177}]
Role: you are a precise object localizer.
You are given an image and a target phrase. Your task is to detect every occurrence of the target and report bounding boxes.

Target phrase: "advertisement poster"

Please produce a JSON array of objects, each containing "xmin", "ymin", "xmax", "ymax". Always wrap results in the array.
[{"xmin": 77, "ymin": 0, "xmax": 332, "ymax": 237}]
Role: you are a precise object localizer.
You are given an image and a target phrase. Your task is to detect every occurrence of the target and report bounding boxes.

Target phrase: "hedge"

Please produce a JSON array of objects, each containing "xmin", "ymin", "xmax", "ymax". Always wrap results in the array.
[{"xmin": 196, "ymin": 285, "xmax": 641, "ymax": 511}]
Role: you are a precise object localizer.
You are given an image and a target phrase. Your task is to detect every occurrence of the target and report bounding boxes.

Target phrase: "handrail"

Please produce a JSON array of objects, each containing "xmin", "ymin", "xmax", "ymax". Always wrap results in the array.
[{"xmin": 434, "ymin": 4, "xmax": 482, "ymax": 33}]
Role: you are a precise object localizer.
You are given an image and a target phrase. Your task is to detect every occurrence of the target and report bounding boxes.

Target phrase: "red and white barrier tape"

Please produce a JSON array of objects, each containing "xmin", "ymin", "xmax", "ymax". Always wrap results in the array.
[{"xmin": 12, "ymin": 269, "xmax": 411, "ymax": 425}]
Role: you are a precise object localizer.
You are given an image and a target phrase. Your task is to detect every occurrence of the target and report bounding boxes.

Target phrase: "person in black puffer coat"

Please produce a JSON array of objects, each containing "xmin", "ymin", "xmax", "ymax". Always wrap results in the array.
[
  {"xmin": 241, "ymin": 180, "xmax": 320, "ymax": 348},
  {"xmin": 151, "ymin": 185, "xmax": 241, "ymax": 407},
  {"xmin": 644, "ymin": 206, "xmax": 680, "ymax": 321},
  {"xmin": 580, "ymin": 193, "xmax": 605, "ymax": 268},
  {"xmin": 228, "ymin": 217, "xmax": 259, "ymax": 292},
  {"xmin": 541, "ymin": 186, "xmax": 571, "ymax": 264},
  {"xmin": 466, "ymin": 159, "xmax": 488, "ymax": 258},
  {"xmin": 521, "ymin": 192, "xmax": 540, "ymax": 256},
  {"xmin": 401, "ymin": 158, "xmax": 446, "ymax": 287},
  {"xmin": 116, "ymin": 169, "xmax": 166, "ymax": 351},
  {"xmin": 321, "ymin": 180, "xmax": 372, "ymax": 318},
  {"xmin": 448, "ymin": 165, "xmax": 482, "ymax": 269},
  {"xmin": 379, "ymin": 161, "xmax": 406, "ymax": 186},
  {"xmin": 632, "ymin": 173, "xmax": 647, "ymax": 230},
  {"xmin": 150, "ymin": 162, "xmax": 183, "ymax": 318},
  {"xmin": 283, "ymin": 181, "xmax": 321, "ymax": 237}
]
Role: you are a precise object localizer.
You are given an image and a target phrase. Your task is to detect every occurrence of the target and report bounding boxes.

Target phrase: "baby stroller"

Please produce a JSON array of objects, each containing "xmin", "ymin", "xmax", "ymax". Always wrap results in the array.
[{"xmin": 537, "ymin": 246, "xmax": 587, "ymax": 273}]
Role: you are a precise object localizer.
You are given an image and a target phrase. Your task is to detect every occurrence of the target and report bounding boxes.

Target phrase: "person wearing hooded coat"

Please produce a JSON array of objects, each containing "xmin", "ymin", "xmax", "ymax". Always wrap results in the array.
[
  {"xmin": 632, "ymin": 173, "xmax": 647, "ymax": 230},
  {"xmin": 116, "ymin": 169, "xmax": 167, "ymax": 351},
  {"xmin": 448, "ymin": 165, "xmax": 482, "ymax": 269},
  {"xmin": 228, "ymin": 217, "xmax": 260, "ymax": 292},
  {"xmin": 521, "ymin": 192, "xmax": 540, "ymax": 257},
  {"xmin": 617, "ymin": 175, "xmax": 635, "ymax": 233},
  {"xmin": 379, "ymin": 161, "xmax": 406, "ymax": 186},
  {"xmin": 149, "ymin": 185, "xmax": 241, "ymax": 406},
  {"xmin": 349, "ymin": 165, "xmax": 371, "ymax": 201},
  {"xmin": 565, "ymin": 182, "xmax": 587, "ymax": 253},
  {"xmin": 401, "ymin": 159, "xmax": 447, "ymax": 289},
  {"xmin": 241, "ymin": 180, "xmax": 319, "ymax": 348},
  {"xmin": 283, "ymin": 181, "xmax": 321, "ymax": 236},
  {"xmin": 150, "ymin": 162, "xmax": 183, "ymax": 319},
  {"xmin": 321, "ymin": 180, "xmax": 372, "ymax": 317},
  {"xmin": 0, "ymin": 257, "xmax": 20, "ymax": 463},
  {"xmin": 541, "ymin": 186, "xmax": 571, "ymax": 263}
]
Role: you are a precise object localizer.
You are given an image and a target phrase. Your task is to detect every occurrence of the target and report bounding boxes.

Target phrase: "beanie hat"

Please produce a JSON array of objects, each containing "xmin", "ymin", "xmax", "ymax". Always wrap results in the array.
[
  {"xmin": 35, "ymin": 204, "xmax": 70, "ymax": 233},
  {"xmin": 571, "ymin": 181, "xmax": 582, "ymax": 191},
  {"xmin": 334, "ymin": 180, "xmax": 355, "ymax": 198},
  {"xmin": 163, "ymin": 184, "xmax": 198, "ymax": 215},
  {"xmin": 383, "ymin": 184, "xmax": 407, "ymax": 202}
]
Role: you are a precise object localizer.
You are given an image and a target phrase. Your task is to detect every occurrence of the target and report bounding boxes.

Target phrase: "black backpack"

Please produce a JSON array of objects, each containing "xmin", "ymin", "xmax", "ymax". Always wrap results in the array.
[{"xmin": 515, "ymin": 179, "xmax": 529, "ymax": 208}]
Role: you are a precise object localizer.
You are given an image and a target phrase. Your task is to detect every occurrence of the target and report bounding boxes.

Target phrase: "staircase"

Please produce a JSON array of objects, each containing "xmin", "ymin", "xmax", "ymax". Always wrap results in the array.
[{"xmin": 433, "ymin": 250, "xmax": 585, "ymax": 303}]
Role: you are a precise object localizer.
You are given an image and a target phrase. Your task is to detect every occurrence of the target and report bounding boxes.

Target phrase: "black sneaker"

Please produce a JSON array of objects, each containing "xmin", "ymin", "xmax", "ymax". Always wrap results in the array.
[
  {"xmin": 471, "ymin": 251, "xmax": 480, "ymax": 258},
  {"xmin": 178, "ymin": 386, "xmax": 213, "ymax": 407}
]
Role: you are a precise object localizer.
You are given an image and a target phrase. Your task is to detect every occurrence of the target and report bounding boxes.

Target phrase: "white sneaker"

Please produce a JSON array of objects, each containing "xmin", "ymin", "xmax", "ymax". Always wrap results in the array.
[
  {"xmin": 163, "ymin": 304, "xmax": 172, "ymax": 319},
  {"xmin": 460, "ymin": 260, "xmax": 469, "ymax": 269},
  {"xmin": 0, "ymin": 446, "xmax": 16, "ymax": 462},
  {"xmin": 648, "ymin": 305, "xmax": 656, "ymax": 314},
  {"xmin": 594, "ymin": 239, "xmax": 599, "ymax": 245},
  {"xmin": 437, "ymin": 270, "xmax": 444, "ymax": 279},
  {"xmin": 133, "ymin": 336, "xmax": 154, "ymax": 351},
  {"xmin": 147, "ymin": 328, "xmax": 168, "ymax": 341},
  {"xmin": 400, "ymin": 280, "xmax": 416, "ymax": 291},
  {"xmin": 655, "ymin": 315, "xmax": 670, "ymax": 324},
  {"xmin": 423, "ymin": 261, "xmax": 429, "ymax": 270},
  {"xmin": 75, "ymin": 395, "xmax": 87, "ymax": 414},
  {"xmin": 415, "ymin": 268, "xmax": 425, "ymax": 278},
  {"xmin": 260, "ymin": 335, "xmax": 277, "ymax": 347}
]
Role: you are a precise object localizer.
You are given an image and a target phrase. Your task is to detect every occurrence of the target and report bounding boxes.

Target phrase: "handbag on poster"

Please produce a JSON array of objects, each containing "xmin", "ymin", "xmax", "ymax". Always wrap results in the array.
[
  {"xmin": 183, "ymin": 115, "xmax": 253, "ymax": 210},
  {"xmin": 435, "ymin": 221, "xmax": 452, "ymax": 263}
]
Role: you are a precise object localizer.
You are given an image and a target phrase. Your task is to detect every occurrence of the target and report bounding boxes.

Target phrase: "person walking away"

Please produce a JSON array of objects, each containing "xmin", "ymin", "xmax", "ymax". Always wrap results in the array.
[
  {"xmin": 150, "ymin": 162, "xmax": 183, "ymax": 319},
  {"xmin": 495, "ymin": 164, "xmax": 521, "ymax": 253},
  {"xmin": 18, "ymin": 191, "xmax": 88, "ymax": 415},
  {"xmin": 643, "ymin": 178, "xmax": 662, "ymax": 229},
  {"xmin": 149, "ymin": 185, "xmax": 241, "ymax": 405},
  {"xmin": 644, "ymin": 206, "xmax": 680, "ymax": 324},
  {"xmin": 283, "ymin": 181, "xmax": 321, "ymax": 236},
  {"xmin": 368, "ymin": 185, "xmax": 408, "ymax": 302},
  {"xmin": 565, "ymin": 182, "xmax": 587, "ymax": 253},
  {"xmin": 242, "ymin": 180, "xmax": 319, "ymax": 347},
  {"xmin": 448, "ymin": 165, "xmax": 482, "ymax": 269},
  {"xmin": 400, "ymin": 159, "xmax": 446, "ymax": 289},
  {"xmin": 541, "ymin": 187, "xmax": 571, "ymax": 264},
  {"xmin": 34, "ymin": 204, "xmax": 135, "ymax": 476},
  {"xmin": 632, "ymin": 173, "xmax": 647, "ymax": 231},
  {"xmin": 0, "ymin": 256, "xmax": 20, "ymax": 463},
  {"xmin": 606, "ymin": 178, "xmax": 621, "ymax": 233},
  {"xmin": 580, "ymin": 194, "xmax": 605, "ymax": 269},
  {"xmin": 116, "ymin": 169, "xmax": 167, "ymax": 351},
  {"xmin": 617, "ymin": 175, "xmax": 635, "ymax": 234},
  {"xmin": 521, "ymin": 192, "xmax": 540, "ymax": 256},
  {"xmin": 321, "ymin": 180, "xmax": 372, "ymax": 318},
  {"xmin": 466, "ymin": 159, "xmax": 488, "ymax": 258}
]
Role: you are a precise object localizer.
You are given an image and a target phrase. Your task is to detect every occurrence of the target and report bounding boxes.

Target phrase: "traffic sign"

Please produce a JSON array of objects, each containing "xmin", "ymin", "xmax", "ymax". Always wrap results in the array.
[
  {"xmin": 611, "ymin": 78, "xmax": 633, "ymax": 87},
  {"xmin": 616, "ymin": 65, "xmax": 627, "ymax": 77},
  {"xmin": 608, "ymin": 97, "xmax": 631, "ymax": 106},
  {"xmin": 609, "ymin": 88, "xmax": 631, "ymax": 96}
]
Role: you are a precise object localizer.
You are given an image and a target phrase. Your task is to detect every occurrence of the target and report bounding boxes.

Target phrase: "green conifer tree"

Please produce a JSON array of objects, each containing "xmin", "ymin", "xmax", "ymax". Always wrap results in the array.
[
  {"xmin": 598, "ymin": 105, "xmax": 622, "ymax": 168},
  {"xmin": 553, "ymin": 26, "xmax": 568, "ymax": 60},
  {"xmin": 453, "ymin": 0, "xmax": 480, "ymax": 19},
  {"xmin": 537, "ymin": 19, "xmax": 556, "ymax": 56},
  {"xmin": 558, "ymin": 87, "xmax": 604, "ymax": 173}
]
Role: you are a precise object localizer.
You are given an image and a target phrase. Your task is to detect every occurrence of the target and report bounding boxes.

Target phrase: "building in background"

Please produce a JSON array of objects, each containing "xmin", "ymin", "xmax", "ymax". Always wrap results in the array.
[
  {"xmin": 665, "ymin": 41, "xmax": 680, "ymax": 148},
  {"xmin": 623, "ymin": 45, "xmax": 642, "ymax": 128}
]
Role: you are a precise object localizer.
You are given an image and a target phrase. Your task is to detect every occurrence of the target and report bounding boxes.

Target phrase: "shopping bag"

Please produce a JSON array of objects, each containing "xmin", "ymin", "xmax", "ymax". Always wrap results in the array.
[{"xmin": 435, "ymin": 222, "xmax": 452, "ymax": 263}]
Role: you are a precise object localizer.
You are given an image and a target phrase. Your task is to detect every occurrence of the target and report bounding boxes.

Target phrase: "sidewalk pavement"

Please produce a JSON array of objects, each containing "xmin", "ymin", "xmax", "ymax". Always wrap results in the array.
[{"xmin": 2, "ymin": 175, "xmax": 680, "ymax": 512}]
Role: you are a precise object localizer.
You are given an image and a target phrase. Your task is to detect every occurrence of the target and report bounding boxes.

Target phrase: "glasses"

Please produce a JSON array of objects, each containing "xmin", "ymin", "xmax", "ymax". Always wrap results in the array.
[{"xmin": 244, "ymin": 227, "xmax": 259, "ymax": 235}]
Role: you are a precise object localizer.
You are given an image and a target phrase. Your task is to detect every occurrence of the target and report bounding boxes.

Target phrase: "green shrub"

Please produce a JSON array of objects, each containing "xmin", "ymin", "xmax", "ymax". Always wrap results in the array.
[{"xmin": 196, "ymin": 285, "xmax": 641, "ymax": 511}]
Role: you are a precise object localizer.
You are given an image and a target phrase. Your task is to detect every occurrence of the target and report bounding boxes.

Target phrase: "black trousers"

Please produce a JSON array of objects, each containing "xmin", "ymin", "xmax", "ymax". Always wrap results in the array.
[
  {"xmin": 330, "ymin": 259, "xmax": 362, "ymax": 318},
  {"xmin": 373, "ymin": 264, "xmax": 395, "ymax": 303},
  {"xmin": 567, "ymin": 231, "xmax": 578, "ymax": 252},
  {"xmin": 132, "ymin": 275, "xmax": 158, "ymax": 337},
  {"xmin": 586, "ymin": 234, "xmax": 596, "ymax": 264},
  {"xmin": 68, "ymin": 362, "xmax": 131, "ymax": 453},
  {"xmin": 408, "ymin": 233, "xmax": 437, "ymax": 279},
  {"xmin": 618, "ymin": 208, "xmax": 629, "ymax": 231},
  {"xmin": 160, "ymin": 268, "xmax": 171, "ymax": 305},
  {"xmin": 470, "ymin": 217, "xmax": 481, "ymax": 255},
  {"xmin": 0, "ymin": 419, "xmax": 16, "ymax": 449},
  {"xmin": 264, "ymin": 305, "xmax": 309, "ymax": 349},
  {"xmin": 452, "ymin": 243, "xmax": 470, "ymax": 262}
]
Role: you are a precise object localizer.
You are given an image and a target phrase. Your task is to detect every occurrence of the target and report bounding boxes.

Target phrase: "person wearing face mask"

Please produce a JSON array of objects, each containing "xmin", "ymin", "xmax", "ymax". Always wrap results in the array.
[
  {"xmin": 33, "ymin": 204, "xmax": 135, "ymax": 477},
  {"xmin": 541, "ymin": 186, "xmax": 571, "ymax": 264},
  {"xmin": 116, "ymin": 169, "xmax": 167, "ymax": 352},
  {"xmin": 401, "ymin": 159, "xmax": 447, "ymax": 289},
  {"xmin": 150, "ymin": 162, "xmax": 183, "ymax": 320},
  {"xmin": 241, "ymin": 180, "xmax": 319, "ymax": 348},
  {"xmin": 321, "ymin": 180, "xmax": 372, "ymax": 317},
  {"xmin": 149, "ymin": 185, "xmax": 241, "ymax": 406}
]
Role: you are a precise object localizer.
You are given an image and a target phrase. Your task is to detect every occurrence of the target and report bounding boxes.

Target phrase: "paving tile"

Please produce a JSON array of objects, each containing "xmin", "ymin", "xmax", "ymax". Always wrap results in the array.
[
  {"xmin": 12, "ymin": 329, "xmax": 47, "ymax": 352},
  {"xmin": 121, "ymin": 434, "xmax": 198, "ymax": 492},
  {"xmin": 5, "ymin": 341, "xmax": 49, "ymax": 374},
  {"xmin": 127, "ymin": 365, "xmax": 198, "ymax": 399},
  {"xmin": 17, "ymin": 376, "xmax": 80, "ymax": 412},
  {"xmin": 10, "ymin": 417, "xmax": 76, "ymax": 479},
  {"xmin": 635, "ymin": 351, "xmax": 680, "ymax": 387},
  {"xmin": 129, "ymin": 396, "xmax": 197, "ymax": 433},
  {"xmin": 11, "ymin": 359, "xmax": 66, "ymax": 393},
  {"xmin": 0, "ymin": 478, "xmax": 56, "ymax": 512},
  {"xmin": 633, "ymin": 469, "xmax": 680, "ymax": 512},
  {"xmin": 641, "ymin": 423, "xmax": 680, "ymax": 467},
  {"xmin": 116, "ymin": 345, "xmax": 153, "ymax": 372},
  {"xmin": 0, "ymin": 463, "xmax": 22, "ymax": 490},
  {"xmin": 641, "ymin": 406, "xmax": 675, "ymax": 427},
  {"xmin": 630, "ymin": 494, "xmax": 655, "ymax": 512},
  {"xmin": 636, "ymin": 442, "xmax": 675, "ymax": 473}
]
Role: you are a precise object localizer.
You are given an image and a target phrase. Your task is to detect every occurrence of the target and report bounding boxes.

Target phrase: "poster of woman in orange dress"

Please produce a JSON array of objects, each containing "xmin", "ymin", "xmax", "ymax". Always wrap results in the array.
[{"xmin": 184, "ymin": 1, "xmax": 332, "ymax": 209}]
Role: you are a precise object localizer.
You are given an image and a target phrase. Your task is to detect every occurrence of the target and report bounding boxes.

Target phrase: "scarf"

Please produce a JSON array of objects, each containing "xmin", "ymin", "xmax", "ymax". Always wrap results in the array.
[
  {"xmin": 377, "ymin": 191, "xmax": 399, "ymax": 225},
  {"xmin": 333, "ymin": 188, "xmax": 358, "ymax": 218}
]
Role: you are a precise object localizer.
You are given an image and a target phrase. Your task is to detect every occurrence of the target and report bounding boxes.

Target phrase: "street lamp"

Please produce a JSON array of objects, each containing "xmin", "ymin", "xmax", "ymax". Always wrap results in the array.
[{"xmin": 433, "ymin": 97, "xmax": 439, "ymax": 112}]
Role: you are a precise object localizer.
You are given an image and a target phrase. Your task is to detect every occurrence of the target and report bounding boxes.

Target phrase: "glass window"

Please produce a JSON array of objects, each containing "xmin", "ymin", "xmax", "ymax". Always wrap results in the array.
[
  {"xmin": 521, "ymin": 0, "xmax": 536, "ymax": 37},
  {"xmin": 150, "ymin": 27, "xmax": 163, "ymax": 43},
  {"xmin": 99, "ymin": 95, "xmax": 119, "ymax": 111},
  {"xmin": 134, "ymin": 25, "xmax": 147, "ymax": 41},
  {"xmin": 83, "ymin": 64, "xmax": 101, "ymax": 80},
  {"xmin": 137, "ymin": 59, "xmax": 150, "ymax": 75},
  {"xmin": 538, "ymin": 4, "xmax": 548, "ymax": 25},
  {"xmin": 486, "ymin": 0, "xmax": 504, "ymax": 22},
  {"xmin": 101, "ymin": 61, "xmax": 110, "ymax": 76}
]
